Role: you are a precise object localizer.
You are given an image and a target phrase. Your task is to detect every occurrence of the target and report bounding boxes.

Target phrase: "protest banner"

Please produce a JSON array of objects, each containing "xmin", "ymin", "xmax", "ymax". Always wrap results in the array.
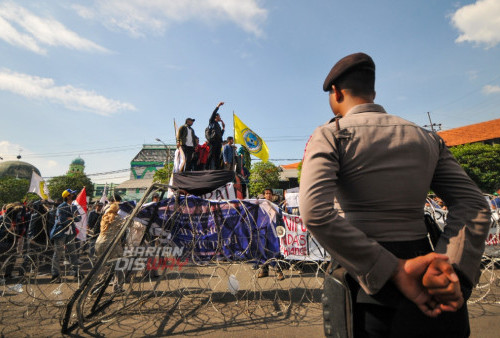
[{"xmin": 279, "ymin": 212, "xmax": 329, "ymax": 261}]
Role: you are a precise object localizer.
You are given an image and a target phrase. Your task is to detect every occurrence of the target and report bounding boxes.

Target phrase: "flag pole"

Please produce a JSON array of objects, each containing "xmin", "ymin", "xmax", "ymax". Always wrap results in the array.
[{"xmin": 172, "ymin": 118, "xmax": 178, "ymax": 166}]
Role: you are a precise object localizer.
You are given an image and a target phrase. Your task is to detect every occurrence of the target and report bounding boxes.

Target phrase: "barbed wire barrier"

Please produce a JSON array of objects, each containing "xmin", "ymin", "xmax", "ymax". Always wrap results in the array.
[{"xmin": 0, "ymin": 184, "xmax": 499, "ymax": 336}]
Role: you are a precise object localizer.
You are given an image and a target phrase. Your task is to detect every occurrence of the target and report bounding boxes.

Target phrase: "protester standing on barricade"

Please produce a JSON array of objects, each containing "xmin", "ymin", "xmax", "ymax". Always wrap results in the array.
[
  {"xmin": 222, "ymin": 136, "xmax": 236, "ymax": 170},
  {"xmin": 206, "ymin": 101, "xmax": 225, "ymax": 170},
  {"xmin": 235, "ymin": 146, "xmax": 250, "ymax": 198},
  {"xmin": 49, "ymin": 189, "xmax": 82, "ymax": 283},
  {"xmin": 300, "ymin": 52, "xmax": 491, "ymax": 337},
  {"xmin": 177, "ymin": 118, "xmax": 198, "ymax": 171},
  {"xmin": 195, "ymin": 138, "xmax": 210, "ymax": 170},
  {"xmin": 191, "ymin": 137, "xmax": 200, "ymax": 170}
]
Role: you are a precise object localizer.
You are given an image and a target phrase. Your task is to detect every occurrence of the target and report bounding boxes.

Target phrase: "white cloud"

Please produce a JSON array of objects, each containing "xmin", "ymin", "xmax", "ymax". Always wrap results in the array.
[
  {"xmin": 0, "ymin": 69, "xmax": 136, "ymax": 116},
  {"xmin": 482, "ymin": 84, "xmax": 500, "ymax": 94},
  {"xmin": 72, "ymin": 0, "xmax": 267, "ymax": 38},
  {"xmin": 451, "ymin": 0, "xmax": 500, "ymax": 48},
  {"xmin": 0, "ymin": 15, "xmax": 46, "ymax": 54},
  {"xmin": 0, "ymin": 2, "xmax": 109, "ymax": 54}
]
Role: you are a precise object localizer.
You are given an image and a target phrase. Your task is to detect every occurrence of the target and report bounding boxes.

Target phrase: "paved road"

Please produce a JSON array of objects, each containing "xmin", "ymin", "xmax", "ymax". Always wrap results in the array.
[{"xmin": 1, "ymin": 262, "xmax": 499, "ymax": 337}]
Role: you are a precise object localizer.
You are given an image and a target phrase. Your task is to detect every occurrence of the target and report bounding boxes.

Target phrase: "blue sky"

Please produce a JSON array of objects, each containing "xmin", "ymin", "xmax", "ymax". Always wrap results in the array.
[{"xmin": 1, "ymin": 0, "xmax": 499, "ymax": 183}]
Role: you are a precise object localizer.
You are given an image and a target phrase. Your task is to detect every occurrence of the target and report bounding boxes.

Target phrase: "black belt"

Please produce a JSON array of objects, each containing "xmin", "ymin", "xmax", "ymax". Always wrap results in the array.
[
  {"xmin": 378, "ymin": 237, "xmax": 433, "ymax": 259},
  {"xmin": 356, "ymin": 237, "xmax": 433, "ymax": 307}
]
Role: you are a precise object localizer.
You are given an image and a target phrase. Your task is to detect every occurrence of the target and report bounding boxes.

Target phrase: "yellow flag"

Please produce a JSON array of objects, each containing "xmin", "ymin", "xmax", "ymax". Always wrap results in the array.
[
  {"xmin": 29, "ymin": 171, "xmax": 49, "ymax": 199},
  {"xmin": 233, "ymin": 113, "xmax": 269, "ymax": 162}
]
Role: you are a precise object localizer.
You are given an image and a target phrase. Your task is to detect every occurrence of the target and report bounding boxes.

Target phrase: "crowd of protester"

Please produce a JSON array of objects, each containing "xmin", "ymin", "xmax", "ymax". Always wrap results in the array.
[
  {"xmin": 0, "ymin": 192, "xmax": 121, "ymax": 284},
  {"xmin": 175, "ymin": 101, "xmax": 250, "ymax": 176},
  {"xmin": 0, "ymin": 184, "xmax": 297, "ymax": 285},
  {"xmin": 1, "ymin": 183, "xmax": 498, "ymax": 288}
]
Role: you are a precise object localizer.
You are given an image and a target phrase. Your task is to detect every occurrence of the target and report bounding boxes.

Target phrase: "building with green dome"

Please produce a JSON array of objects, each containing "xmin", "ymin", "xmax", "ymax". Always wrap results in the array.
[
  {"xmin": 68, "ymin": 157, "xmax": 85, "ymax": 176},
  {"xmin": 0, "ymin": 160, "xmax": 41, "ymax": 180}
]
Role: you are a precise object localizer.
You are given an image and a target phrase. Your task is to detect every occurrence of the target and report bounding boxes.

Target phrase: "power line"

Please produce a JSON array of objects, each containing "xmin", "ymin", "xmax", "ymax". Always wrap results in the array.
[
  {"xmin": 4, "ymin": 137, "xmax": 309, "ymax": 161},
  {"xmin": 265, "ymin": 138, "xmax": 309, "ymax": 143},
  {"xmin": 85, "ymin": 169, "xmax": 130, "ymax": 177},
  {"xmin": 21, "ymin": 144, "xmax": 143, "ymax": 159},
  {"xmin": 430, "ymin": 72, "xmax": 500, "ymax": 113},
  {"xmin": 426, "ymin": 71, "xmax": 500, "ymax": 125},
  {"xmin": 43, "ymin": 168, "xmax": 130, "ymax": 180}
]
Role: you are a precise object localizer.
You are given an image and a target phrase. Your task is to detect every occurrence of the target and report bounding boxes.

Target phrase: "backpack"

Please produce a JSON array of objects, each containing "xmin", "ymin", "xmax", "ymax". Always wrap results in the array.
[{"xmin": 205, "ymin": 124, "xmax": 216, "ymax": 142}]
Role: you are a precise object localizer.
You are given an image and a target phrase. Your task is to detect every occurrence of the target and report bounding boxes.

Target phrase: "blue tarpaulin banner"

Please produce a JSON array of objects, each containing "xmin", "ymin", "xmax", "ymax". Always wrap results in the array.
[{"xmin": 121, "ymin": 196, "xmax": 281, "ymax": 263}]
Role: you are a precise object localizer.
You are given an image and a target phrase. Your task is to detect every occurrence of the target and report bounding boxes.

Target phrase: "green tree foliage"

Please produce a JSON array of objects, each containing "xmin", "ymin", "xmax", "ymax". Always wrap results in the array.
[
  {"xmin": 249, "ymin": 161, "xmax": 280, "ymax": 198},
  {"xmin": 25, "ymin": 192, "xmax": 42, "ymax": 203},
  {"xmin": 237, "ymin": 146, "xmax": 252, "ymax": 171},
  {"xmin": 0, "ymin": 177, "xmax": 29, "ymax": 205},
  {"xmin": 47, "ymin": 173, "xmax": 94, "ymax": 200},
  {"xmin": 297, "ymin": 161, "xmax": 303, "ymax": 184},
  {"xmin": 153, "ymin": 163, "xmax": 174, "ymax": 184},
  {"xmin": 449, "ymin": 143, "xmax": 500, "ymax": 193}
]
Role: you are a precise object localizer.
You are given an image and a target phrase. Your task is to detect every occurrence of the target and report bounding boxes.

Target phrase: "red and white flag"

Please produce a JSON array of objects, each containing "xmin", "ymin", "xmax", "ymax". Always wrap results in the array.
[
  {"xmin": 73, "ymin": 187, "xmax": 88, "ymax": 241},
  {"xmin": 75, "ymin": 187, "xmax": 88, "ymax": 212}
]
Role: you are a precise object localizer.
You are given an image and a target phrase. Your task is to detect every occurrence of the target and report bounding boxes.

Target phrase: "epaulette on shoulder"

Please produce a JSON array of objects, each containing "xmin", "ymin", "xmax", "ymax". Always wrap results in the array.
[
  {"xmin": 325, "ymin": 115, "xmax": 342, "ymax": 131},
  {"xmin": 426, "ymin": 130, "xmax": 446, "ymax": 150}
]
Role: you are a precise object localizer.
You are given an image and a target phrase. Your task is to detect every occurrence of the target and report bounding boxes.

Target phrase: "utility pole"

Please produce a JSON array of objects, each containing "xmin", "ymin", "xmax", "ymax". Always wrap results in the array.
[
  {"xmin": 423, "ymin": 112, "xmax": 442, "ymax": 132},
  {"xmin": 155, "ymin": 138, "xmax": 171, "ymax": 165}
]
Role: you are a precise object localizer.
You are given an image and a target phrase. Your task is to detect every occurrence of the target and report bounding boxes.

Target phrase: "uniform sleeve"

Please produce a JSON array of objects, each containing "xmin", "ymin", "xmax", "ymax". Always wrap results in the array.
[
  {"xmin": 299, "ymin": 126, "xmax": 399, "ymax": 294},
  {"xmin": 430, "ymin": 141, "xmax": 491, "ymax": 286}
]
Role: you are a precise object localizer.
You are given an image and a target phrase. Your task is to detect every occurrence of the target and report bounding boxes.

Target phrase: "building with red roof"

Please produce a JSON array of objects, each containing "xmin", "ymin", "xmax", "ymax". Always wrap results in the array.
[{"xmin": 437, "ymin": 118, "xmax": 500, "ymax": 147}]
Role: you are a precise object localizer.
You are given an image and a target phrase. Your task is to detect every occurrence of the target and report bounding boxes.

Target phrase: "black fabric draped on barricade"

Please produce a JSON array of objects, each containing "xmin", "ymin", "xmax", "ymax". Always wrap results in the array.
[{"xmin": 172, "ymin": 170, "xmax": 235, "ymax": 196}]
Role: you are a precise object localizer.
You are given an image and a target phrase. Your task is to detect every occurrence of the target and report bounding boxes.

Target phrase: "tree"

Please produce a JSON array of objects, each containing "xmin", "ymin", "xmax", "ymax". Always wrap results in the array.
[
  {"xmin": 47, "ymin": 173, "xmax": 94, "ymax": 200},
  {"xmin": 237, "ymin": 146, "xmax": 252, "ymax": 171},
  {"xmin": 297, "ymin": 161, "xmax": 303, "ymax": 184},
  {"xmin": 153, "ymin": 163, "xmax": 174, "ymax": 184},
  {"xmin": 449, "ymin": 143, "xmax": 500, "ymax": 193},
  {"xmin": 249, "ymin": 161, "xmax": 280, "ymax": 198},
  {"xmin": 0, "ymin": 177, "xmax": 29, "ymax": 206},
  {"xmin": 25, "ymin": 192, "xmax": 42, "ymax": 203}
]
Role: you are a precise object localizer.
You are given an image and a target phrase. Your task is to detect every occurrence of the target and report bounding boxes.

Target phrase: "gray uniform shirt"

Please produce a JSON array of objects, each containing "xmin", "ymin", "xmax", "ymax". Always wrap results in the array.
[{"xmin": 299, "ymin": 103, "xmax": 491, "ymax": 295}]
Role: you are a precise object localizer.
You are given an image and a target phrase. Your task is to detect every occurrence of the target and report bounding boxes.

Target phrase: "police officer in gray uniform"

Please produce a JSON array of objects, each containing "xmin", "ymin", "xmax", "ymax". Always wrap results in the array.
[{"xmin": 299, "ymin": 52, "xmax": 491, "ymax": 337}]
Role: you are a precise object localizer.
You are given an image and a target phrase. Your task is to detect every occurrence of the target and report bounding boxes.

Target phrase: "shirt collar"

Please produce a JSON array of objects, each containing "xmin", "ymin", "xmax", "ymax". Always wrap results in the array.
[{"xmin": 344, "ymin": 103, "xmax": 386, "ymax": 117}]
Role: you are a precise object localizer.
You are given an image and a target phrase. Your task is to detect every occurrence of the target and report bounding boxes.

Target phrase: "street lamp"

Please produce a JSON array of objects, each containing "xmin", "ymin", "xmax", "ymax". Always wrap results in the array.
[{"xmin": 155, "ymin": 138, "xmax": 170, "ymax": 165}]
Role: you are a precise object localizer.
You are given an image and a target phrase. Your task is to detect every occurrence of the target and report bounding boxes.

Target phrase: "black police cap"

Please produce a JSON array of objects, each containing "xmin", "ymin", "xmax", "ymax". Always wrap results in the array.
[{"xmin": 323, "ymin": 52, "xmax": 375, "ymax": 92}]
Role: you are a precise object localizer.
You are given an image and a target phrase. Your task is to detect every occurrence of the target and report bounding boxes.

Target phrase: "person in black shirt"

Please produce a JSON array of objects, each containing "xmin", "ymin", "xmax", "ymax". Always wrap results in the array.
[
  {"xmin": 177, "ymin": 118, "xmax": 198, "ymax": 171},
  {"xmin": 206, "ymin": 101, "xmax": 225, "ymax": 170}
]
